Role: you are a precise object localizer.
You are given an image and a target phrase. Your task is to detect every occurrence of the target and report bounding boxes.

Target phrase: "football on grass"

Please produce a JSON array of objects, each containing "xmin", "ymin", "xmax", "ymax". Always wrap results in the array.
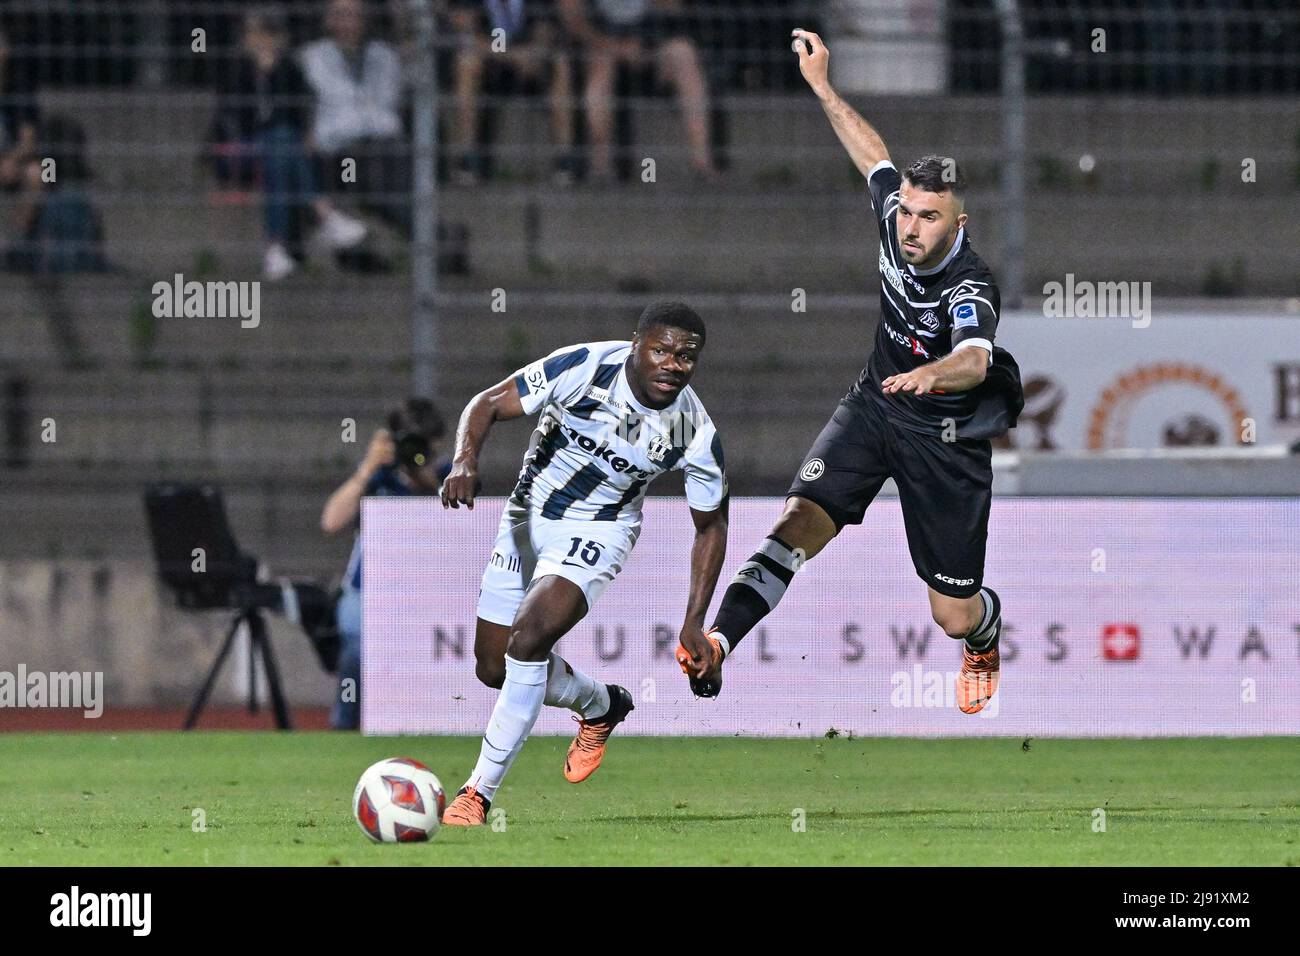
[{"xmin": 352, "ymin": 758, "xmax": 446, "ymax": 843}]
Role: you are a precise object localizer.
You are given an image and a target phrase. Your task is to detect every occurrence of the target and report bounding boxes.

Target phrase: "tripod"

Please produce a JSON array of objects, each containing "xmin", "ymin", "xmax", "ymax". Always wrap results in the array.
[{"xmin": 184, "ymin": 601, "xmax": 292, "ymax": 730}]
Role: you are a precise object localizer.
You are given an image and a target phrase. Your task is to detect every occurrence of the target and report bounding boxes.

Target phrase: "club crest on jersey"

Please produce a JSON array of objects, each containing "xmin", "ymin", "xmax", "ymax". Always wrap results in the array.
[
  {"xmin": 918, "ymin": 310, "xmax": 940, "ymax": 331},
  {"xmin": 800, "ymin": 458, "xmax": 825, "ymax": 481},
  {"xmin": 647, "ymin": 435, "xmax": 673, "ymax": 463}
]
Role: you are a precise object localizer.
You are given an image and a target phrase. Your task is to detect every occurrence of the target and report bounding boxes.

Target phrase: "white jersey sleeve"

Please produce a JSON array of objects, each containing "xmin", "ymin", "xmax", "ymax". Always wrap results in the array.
[
  {"xmin": 677, "ymin": 415, "xmax": 727, "ymax": 512},
  {"xmin": 512, "ymin": 344, "xmax": 600, "ymax": 415}
]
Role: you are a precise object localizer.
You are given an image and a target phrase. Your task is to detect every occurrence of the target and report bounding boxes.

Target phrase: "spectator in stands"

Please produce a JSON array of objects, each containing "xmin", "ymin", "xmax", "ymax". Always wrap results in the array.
[
  {"xmin": 4, "ymin": 115, "xmax": 103, "ymax": 367},
  {"xmin": 557, "ymin": 0, "xmax": 716, "ymax": 181},
  {"xmin": 300, "ymin": 0, "xmax": 411, "ymax": 235},
  {"xmin": 224, "ymin": 7, "xmax": 369, "ymax": 281},
  {"xmin": 6, "ymin": 115, "xmax": 106, "ymax": 276},
  {"xmin": 320, "ymin": 398, "xmax": 449, "ymax": 730},
  {"xmin": 446, "ymin": 1, "xmax": 578, "ymax": 185},
  {"xmin": 0, "ymin": 25, "xmax": 37, "ymax": 191}
]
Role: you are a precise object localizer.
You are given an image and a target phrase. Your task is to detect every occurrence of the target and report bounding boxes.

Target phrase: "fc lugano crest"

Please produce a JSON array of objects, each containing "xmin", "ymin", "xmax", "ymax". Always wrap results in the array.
[{"xmin": 800, "ymin": 458, "xmax": 825, "ymax": 481}]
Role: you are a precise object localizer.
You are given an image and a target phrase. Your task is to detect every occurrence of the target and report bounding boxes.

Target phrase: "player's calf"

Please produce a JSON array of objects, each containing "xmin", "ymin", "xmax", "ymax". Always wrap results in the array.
[
  {"xmin": 475, "ymin": 658, "xmax": 505, "ymax": 689},
  {"xmin": 473, "ymin": 617, "xmax": 510, "ymax": 689}
]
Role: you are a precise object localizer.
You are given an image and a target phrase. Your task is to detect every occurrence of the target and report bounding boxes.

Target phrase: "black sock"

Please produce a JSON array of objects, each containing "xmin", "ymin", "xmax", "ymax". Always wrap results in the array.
[
  {"xmin": 963, "ymin": 587, "xmax": 1000, "ymax": 650},
  {"xmin": 710, "ymin": 535, "xmax": 804, "ymax": 653}
]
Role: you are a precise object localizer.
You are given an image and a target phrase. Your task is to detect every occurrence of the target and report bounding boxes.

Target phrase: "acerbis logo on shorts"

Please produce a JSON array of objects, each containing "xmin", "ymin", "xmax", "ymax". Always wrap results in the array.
[
  {"xmin": 799, "ymin": 458, "xmax": 825, "ymax": 482},
  {"xmin": 933, "ymin": 572, "xmax": 975, "ymax": 587}
]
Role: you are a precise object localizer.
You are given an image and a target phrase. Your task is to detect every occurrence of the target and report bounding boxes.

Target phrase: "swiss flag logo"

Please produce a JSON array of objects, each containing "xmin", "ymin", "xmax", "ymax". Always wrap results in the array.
[{"xmin": 1101, "ymin": 623, "xmax": 1140, "ymax": 661}]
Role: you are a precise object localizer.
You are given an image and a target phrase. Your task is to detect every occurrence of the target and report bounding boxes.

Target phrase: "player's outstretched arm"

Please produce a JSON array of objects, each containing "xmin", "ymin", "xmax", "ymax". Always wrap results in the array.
[
  {"xmin": 441, "ymin": 377, "xmax": 525, "ymax": 509},
  {"xmin": 791, "ymin": 28, "xmax": 891, "ymax": 178},
  {"xmin": 678, "ymin": 500, "xmax": 729, "ymax": 681},
  {"xmin": 880, "ymin": 348, "xmax": 990, "ymax": 397}
]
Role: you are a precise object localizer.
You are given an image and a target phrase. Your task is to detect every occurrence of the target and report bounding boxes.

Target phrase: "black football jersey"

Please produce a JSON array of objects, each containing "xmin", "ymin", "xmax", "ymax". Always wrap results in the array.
[{"xmin": 857, "ymin": 161, "xmax": 1001, "ymax": 437}]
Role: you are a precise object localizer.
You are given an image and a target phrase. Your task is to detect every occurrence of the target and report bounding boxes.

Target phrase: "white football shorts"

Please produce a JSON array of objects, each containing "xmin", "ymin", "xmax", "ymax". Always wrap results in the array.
[{"xmin": 476, "ymin": 501, "xmax": 640, "ymax": 626}]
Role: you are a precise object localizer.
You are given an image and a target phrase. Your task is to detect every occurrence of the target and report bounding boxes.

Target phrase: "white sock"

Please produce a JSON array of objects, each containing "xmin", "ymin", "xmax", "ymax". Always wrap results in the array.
[
  {"xmin": 544, "ymin": 652, "xmax": 610, "ymax": 720},
  {"xmin": 465, "ymin": 655, "xmax": 548, "ymax": 802}
]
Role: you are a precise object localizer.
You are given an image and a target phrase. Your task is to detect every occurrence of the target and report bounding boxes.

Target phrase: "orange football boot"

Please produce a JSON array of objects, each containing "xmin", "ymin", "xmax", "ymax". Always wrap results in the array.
[
  {"xmin": 442, "ymin": 785, "xmax": 490, "ymax": 826},
  {"xmin": 957, "ymin": 641, "xmax": 1000, "ymax": 714},
  {"xmin": 564, "ymin": 685, "xmax": 634, "ymax": 783}
]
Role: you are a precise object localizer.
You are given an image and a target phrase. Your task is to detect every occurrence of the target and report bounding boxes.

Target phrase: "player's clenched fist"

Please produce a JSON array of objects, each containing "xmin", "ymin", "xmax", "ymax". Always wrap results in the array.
[
  {"xmin": 440, "ymin": 461, "xmax": 479, "ymax": 509},
  {"xmin": 676, "ymin": 625, "xmax": 725, "ymax": 698},
  {"xmin": 791, "ymin": 28, "xmax": 831, "ymax": 97}
]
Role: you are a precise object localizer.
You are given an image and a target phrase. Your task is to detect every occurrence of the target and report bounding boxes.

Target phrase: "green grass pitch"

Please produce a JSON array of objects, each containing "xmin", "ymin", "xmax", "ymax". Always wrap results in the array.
[{"xmin": 1, "ymin": 734, "xmax": 1296, "ymax": 866}]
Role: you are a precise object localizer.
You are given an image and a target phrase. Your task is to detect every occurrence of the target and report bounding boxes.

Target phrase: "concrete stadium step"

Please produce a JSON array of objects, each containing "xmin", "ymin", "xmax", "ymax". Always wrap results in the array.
[
  {"xmin": 32, "ymin": 88, "xmax": 1299, "ymax": 294},
  {"xmin": 0, "ymin": 466, "xmax": 352, "ymax": 578},
  {"xmin": 48, "ymin": 88, "xmax": 1297, "ymax": 191},
  {"xmin": 0, "ymin": 273, "xmax": 885, "ymax": 363},
  {"xmin": 69, "ymin": 178, "xmax": 1300, "ymax": 294},
  {"xmin": 9, "ymin": 350, "xmax": 859, "ymax": 482}
]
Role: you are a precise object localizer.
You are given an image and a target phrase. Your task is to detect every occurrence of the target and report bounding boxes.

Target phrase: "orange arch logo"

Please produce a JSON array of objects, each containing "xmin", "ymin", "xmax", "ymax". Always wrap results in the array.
[{"xmin": 1086, "ymin": 362, "xmax": 1251, "ymax": 450}]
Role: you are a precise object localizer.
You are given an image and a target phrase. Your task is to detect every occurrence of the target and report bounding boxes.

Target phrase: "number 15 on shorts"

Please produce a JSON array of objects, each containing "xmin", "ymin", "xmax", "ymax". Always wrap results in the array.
[{"xmin": 564, "ymin": 537, "xmax": 604, "ymax": 567}]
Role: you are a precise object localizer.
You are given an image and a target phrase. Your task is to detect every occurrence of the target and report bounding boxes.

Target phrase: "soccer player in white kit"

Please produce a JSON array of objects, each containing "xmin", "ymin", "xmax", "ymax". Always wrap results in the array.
[{"xmin": 438, "ymin": 300, "xmax": 728, "ymax": 825}]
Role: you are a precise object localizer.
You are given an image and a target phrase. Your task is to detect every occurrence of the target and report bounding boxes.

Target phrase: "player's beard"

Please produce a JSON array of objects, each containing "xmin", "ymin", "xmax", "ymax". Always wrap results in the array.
[{"xmin": 900, "ymin": 239, "xmax": 924, "ymax": 263}]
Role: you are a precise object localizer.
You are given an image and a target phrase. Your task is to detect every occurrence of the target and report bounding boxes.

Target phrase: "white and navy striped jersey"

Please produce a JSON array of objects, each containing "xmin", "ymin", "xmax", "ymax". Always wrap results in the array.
[{"xmin": 509, "ymin": 340, "xmax": 727, "ymax": 528}]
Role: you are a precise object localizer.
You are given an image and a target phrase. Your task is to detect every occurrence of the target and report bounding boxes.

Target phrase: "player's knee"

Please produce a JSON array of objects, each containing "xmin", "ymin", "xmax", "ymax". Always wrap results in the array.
[
  {"xmin": 474, "ymin": 657, "xmax": 505, "ymax": 689},
  {"xmin": 505, "ymin": 621, "xmax": 553, "ymax": 662}
]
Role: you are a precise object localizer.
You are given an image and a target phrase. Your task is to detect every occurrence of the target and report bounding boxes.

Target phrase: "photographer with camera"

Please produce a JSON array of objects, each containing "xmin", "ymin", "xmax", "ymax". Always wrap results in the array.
[{"xmin": 321, "ymin": 398, "xmax": 449, "ymax": 729}]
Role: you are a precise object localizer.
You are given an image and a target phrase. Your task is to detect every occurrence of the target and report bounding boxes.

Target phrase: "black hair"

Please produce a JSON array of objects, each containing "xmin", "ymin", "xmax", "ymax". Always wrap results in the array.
[
  {"xmin": 387, "ymin": 397, "xmax": 445, "ymax": 441},
  {"xmin": 903, "ymin": 155, "xmax": 965, "ymax": 196},
  {"xmin": 635, "ymin": 299, "xmax": 706, "ymax": 344}
]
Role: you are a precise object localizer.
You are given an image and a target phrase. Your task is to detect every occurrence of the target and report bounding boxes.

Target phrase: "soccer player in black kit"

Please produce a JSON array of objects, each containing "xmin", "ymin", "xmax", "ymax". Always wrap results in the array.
[{"xmin": 675, "ymin": 28, "xmax": 1024, "ymax": 714}]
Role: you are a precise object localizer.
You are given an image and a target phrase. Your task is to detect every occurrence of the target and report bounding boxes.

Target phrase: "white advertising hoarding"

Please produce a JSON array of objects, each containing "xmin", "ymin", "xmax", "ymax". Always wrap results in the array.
[
  {"xmin": 996, "ymin": 313, "xmax": 1300, "ymax": 451},
  {"xmin": 363, "ymin": 497, "xmax": 1299, "ymax": 737}
]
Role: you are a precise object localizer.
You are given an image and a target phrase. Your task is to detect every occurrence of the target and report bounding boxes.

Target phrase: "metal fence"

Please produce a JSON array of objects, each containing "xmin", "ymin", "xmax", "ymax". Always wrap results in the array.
[{"xmin": 0, "ymin": 0, "xmax": 1297, "ymax": 573}]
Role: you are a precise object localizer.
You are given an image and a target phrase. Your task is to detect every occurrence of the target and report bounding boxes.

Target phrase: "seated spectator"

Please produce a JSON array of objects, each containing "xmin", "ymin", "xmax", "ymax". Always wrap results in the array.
[
  {"xmin": 300, "ymin": 0, "xmax": 411, "ymax": 236},
  {"xmin": 220, "ymin": 6, "xmax": 368, "ymax": 280},
  {"xmin": 320, "ymin": 398, "xmax": 449, "ymax": 731},
  {"xmin": 446, "ymin": 0, "xmax": 577, "ymax": 186},
  {"xmin": 5, "ymin": 115, "xmax": 104, "ymax": 368},
  {"xmin": 0, "ymin": 25, "xmax": 38, "ymax": 190},
  {"xmin": 5, "ymin": 115, "xmax": 106, "ymax": 276},
  {"xmin": 557, "ymin": 0, "xmax": 717, "ymax": 181}
]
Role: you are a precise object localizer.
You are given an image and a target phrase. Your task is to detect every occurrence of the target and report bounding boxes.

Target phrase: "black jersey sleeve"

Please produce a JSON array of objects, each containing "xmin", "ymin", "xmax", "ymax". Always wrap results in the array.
[
  {"xmin": 866, "ymin": 161, "xmax": 902, "ymax": 240},
  {"xmin": 942, "ymin": 279, "xmax": 1000, "ymax": 355}
]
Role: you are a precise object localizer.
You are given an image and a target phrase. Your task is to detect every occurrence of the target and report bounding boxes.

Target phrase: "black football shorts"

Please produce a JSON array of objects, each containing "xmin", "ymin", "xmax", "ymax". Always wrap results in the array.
[{"xmin": 786, "ymin": 388, "xmax": 993, "ymax": 598}]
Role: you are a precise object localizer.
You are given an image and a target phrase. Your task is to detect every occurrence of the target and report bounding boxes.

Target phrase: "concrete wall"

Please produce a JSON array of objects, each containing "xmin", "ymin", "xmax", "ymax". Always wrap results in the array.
[{"xmin": 0, "ymin": 561, "xmax": 338, "ymax": 710}]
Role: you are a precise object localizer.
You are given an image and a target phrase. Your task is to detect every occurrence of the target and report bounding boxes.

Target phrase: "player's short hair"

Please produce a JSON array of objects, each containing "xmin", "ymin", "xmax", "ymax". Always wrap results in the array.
[
  {"xmin": 635, "ymin": 299, "xmax": 706, "ymax": 344},
  {"xmin": 388, "ymin": 397, "xmax": 446, "ymax": 441},
  {"xmin": 903, "ymin": 155, "xmax": 966, "ymax": 198}
]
